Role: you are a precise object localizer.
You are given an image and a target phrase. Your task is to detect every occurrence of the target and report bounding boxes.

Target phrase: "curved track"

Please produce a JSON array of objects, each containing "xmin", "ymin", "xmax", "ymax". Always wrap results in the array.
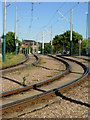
[
  {"xmin": 1, "ymin": 54, "xmax": 40, "ymax": 75},
  {"xmin": 1, "ymin": 54, "xmax": 29, "ymax": 70},
  {"xmin": 0, "ymin": 55, "xmax": 70, "ymax": 97},
  {"xmin": 0, "ymin": 55, "xmax": 89, "ymax": 117}
]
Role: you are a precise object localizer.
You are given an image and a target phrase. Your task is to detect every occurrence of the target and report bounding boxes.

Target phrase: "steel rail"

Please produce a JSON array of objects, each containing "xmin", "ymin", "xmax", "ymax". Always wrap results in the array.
[
  {"xmin": 0, "ymin": 55, "xmax": 89, "ymax": 115},
  {"xmin": 1, "ymin": 54, "xmax": 40, "ymax": 74},
  {"xmin": 57, "ymin": 55, "xmax": 89, "ymax": 74},
  {"xmin": 0, "ymin": 55, "xmax": 70, "ymax": 97},
  {"xmin": 0, "ymin": 54, "xmax": 29, "ymax": 70}
]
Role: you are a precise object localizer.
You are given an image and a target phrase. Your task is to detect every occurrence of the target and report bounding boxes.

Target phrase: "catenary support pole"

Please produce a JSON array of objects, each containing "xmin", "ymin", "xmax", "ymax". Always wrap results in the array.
[
  {"xmin": 15, "ymin": 6, "xmax": 17, "ymax": 55},
  {"xmin": 36, "ymin": 41, "xmax": 38, "ymax": 54},
  {"xmin": 33, "ymin": 41, "xmax": 34, "ymax": 54},
  {"xmin": 3, "ymin": 0, "xmax": 6, "ymax": 62},
  {"xmin": 51, "ymin": 24, "xmax": 53, "ymax": 54},
  {"xmin": 86, "ymin": 12, "xmax": 88, "ymax": 55},
  {"xmin": 79, "ymin": 40, "xmax": 81, "ymax": 56},
  {"xmin": 63, "ymin": 39, "xmax": 64, "ymax": 53},
  {"xmin": 70, "ymin": 8, "xmax": 73, "ymax": 56},
  {"xmin": 42, "ymin": 32, "xmax": 44, "ymax": 54}
]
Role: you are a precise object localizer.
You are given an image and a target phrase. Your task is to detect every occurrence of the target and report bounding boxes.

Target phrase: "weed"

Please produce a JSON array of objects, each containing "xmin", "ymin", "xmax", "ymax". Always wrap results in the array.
[
  {"xmin": 43, "ymin": 62, "xmax": 46, "ymax": 63},
  {"xmin": 32, "ymin": 79, "xmax": 39, "ymax": 82},
  {"xmin": 27, "ymin": 73, "xmax": 30, "ymax": 77},
  {"xmin": 19, "ymin": 71, "xmax": 21, "ymax": 75},
  {"xmin": 20, "ymin": 82, "xmax": 24, "ymax": 86},
  {"xmin": 28, "ymin": 82, "xmax": 30, "ymax": 85},
  {"xmin": 47, "ymin": 76, "xmax": 53, "ymax": 77},
  {"xmin": 54, "ymin": 72, "xmax": 59, "ymax": 73},
  {"xmin": 21, "ymin": 76, "xmax": 26, "ymax": 86},
  {"xmin": 55, "ymin": 64, "xmax": 59, "ymax": 65}
]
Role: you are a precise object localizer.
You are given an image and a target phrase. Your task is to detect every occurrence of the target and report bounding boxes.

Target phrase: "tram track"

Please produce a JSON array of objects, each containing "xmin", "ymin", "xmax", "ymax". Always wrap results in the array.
[
  {"xmin": 1, "ymin": 54, "xmax": 39, "ymax": 75},
  {"xmin": 0, "ymin": 55, "xmax": 89, "ymax": 118},
  {"xmin": 1, "ymin": 54, "xmax": 29, "ymax": 70},
  {"xmin": 0, "ymin": 55, "xmax": 70, "ymax": 97}
]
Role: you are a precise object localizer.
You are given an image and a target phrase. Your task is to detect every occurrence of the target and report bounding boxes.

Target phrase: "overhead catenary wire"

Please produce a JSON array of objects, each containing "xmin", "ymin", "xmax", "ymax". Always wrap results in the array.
[
  {"xmin": 63, "ymin": 2, "xmax": 79, "ymax": 17},
  {"xmin": 35, "ymin": 3, "xmax": 66, "ymax": 43},
  {"xmin": 29, "ymin": 2, "xmax": 34, "ymax": 30},
  {"xmin": 42, "ymin": 2, "xmax": 66, "ymax": 29},
  {"xmin": 44, "ymin": 2, "xmax": 79, "ymax": 30},
  {"xmin": 17, "ymin": 9, "xmax": 32, "ymax": 22},
  {"xmin": 57, "ymin": 10, "xmax": 70, "ymax": 23},
  {"xmin": 6, "ymin": 0, "xmax": 16, "ymax": 7}
]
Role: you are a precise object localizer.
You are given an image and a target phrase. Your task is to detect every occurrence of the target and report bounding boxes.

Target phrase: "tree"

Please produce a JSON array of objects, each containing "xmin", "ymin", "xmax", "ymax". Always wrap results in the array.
[
  {"xmin": 81, "ymin": 39, "xmax": 89, "ymax": 55},
  {"xmin": 38, "ymin": 43, "xmax": 51, "ymax": 54},
  {"xmin": 1, "ymin": 32, "xmax": 21, "ymax": 53},
  {"xmin": 53, "ymin": 30, "xmax": 83, "ymax": 54},
  {"xmin": 81, "ymin": 39, "xmax": 86, "ymax": 55},
  {"xmin": 44, "ymin": 43, "xmax": 51, "ymax": 54}
]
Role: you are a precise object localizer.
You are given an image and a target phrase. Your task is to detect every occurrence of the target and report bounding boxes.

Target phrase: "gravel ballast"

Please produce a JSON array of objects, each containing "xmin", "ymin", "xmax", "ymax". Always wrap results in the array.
[
  {"xmin": 18, "ymin": 80, "xmax": 89, "ymax": 118},
  {"xmin": 1, "ymin": 55, "xmax": 65, "ymax": 92},
  {"xmin": 1, "ymin": 55, "xmax": 89, "ymax": 119}
]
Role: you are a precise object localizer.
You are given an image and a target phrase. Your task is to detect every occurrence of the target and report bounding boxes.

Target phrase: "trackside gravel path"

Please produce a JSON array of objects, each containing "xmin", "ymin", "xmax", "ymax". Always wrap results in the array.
[
  {"xmin": 1, "ymin": 55, "xmax": 65, "ymax": 92},
  {"xmin": 2, "ymin": 55, "xmax": 88, "ymax": 119},
  {"xmin": 16, "ymin": 56, "xmax": 89, "ymax": 119}
]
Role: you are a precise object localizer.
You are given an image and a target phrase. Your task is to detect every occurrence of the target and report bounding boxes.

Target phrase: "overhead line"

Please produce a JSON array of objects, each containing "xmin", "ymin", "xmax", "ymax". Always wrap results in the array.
[
  {"xmin": 57, "ymin": 10, "xmax": 70, "ymax": 23},
  {"xmin": 43, "ymin": 2, "xmax": 66, "ymax": 28},
  {"xmin": 29, "ymin": 3, "xmax": 34, "ymax": 30},
  {"xmin": 6, "ymin": 0, "xmax": 16, "ymax": 7},
  {"xmin": 64, "ymin": 2, "xmax": 79, "ymax": 16},
  {"xmin": 51, "ymin": 2, "xmax": 79, "ymax": 29},
  {"xmin": 17, "ymin": 9, "xmax": 32, "ymax": 22}
]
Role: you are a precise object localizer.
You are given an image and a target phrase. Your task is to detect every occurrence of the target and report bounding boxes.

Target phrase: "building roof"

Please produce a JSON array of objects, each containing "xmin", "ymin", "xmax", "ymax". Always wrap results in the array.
[{"xmin": 22, "ymin": 40, "xmax": 35, "ymax": 42}]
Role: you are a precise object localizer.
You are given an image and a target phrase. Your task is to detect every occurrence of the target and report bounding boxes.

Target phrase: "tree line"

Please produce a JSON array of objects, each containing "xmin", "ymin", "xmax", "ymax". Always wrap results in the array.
[
  {"xmin": 42, "ymin": 30, "xmax": 88, "ymax": 55},
  {"xmin": 1, "ymin": 32, "xmax": 21, "ymax": 54},
  {"xmin": 1, "ymin": 30, "xmax": 88, "ymax": 55}
]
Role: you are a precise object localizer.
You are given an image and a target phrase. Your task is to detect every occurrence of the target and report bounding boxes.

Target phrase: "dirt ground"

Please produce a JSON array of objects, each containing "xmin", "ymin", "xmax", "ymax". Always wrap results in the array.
[{"xmin": 1, "ymin": 55, "xmax": 66, "ymax": 92}]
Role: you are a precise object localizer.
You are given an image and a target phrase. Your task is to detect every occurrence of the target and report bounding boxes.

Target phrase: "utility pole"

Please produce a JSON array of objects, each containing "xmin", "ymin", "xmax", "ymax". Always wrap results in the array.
[
  {"xmin": 27, "ymin": 48, "xmax": 28, "ymax": 54},
  {"xmin": 25, "ymin": 48, "xmax": 26, "ymax": 54},
  {"xmin": 86, "ymin": 12, "xmax": 88, "ymax": 55},
  {"xmin": 42, "ymin": 32, "xmax": 44, "ymax": 54},
  {"xmin": 3, "ymin": 0, "xmax": 6, "ymax": 62},
  {"xmin": 51, "ymin": 24, "xmax": 53, "ymax": 54},
  {"xmin": 63, "ymin": 39, "xmax": 64, "ymax": 53},
  {"xmin": 18, "ymin": 23, "xmax": 20, "ymax": 40},
  {"xmin": 70, "ymin": 8, "xmax": 73, "ymax": 56},
  {"xmin": 79, "ymin": 40, "xmax": 81, "ymax": 56},
  {"xmin": 36, "ymin": 41, "xmax": 38, "ymax": 54},
  {"xmin": 33, "ymin": 41, "xmax": 34, "ymax": 54},
  {"xmin": 29, "ymin": 47, "xmax": 30, "ymax": 54},
  {"xmin": 15, "ymin": 6, "xmax": 17, "ymax": 55}
]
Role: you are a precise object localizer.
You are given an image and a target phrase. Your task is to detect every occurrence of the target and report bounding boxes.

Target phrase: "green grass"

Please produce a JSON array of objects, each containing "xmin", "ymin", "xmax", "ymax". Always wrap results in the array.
[
  {"xmin": 26, "ymin": 73, "xmax": 30, "ymax": 77},
  {"xmin": 18, "ymin": 71, "xmax": 21, "ymax": 75},
  {"xmin": 1, "ymin": 53, "xmax": 25, "ymax": 68},
  {"xmin": 54, "ymin": 72, "xmax": 59, "ymax": 74},
  {"xmin": 43, "ymin": 62, "xmax": 46, "ymax": 63}
]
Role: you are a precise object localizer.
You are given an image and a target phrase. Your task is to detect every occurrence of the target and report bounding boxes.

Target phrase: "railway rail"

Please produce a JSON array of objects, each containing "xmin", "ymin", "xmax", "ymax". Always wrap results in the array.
[
  {"xmin": 0, "ymin": 55, "xmax": 89, "ymax": 117},
  {"xmin": 1, "ymin": 54, "xmax": 29, "ymax": 70},
  {"xmin": 1, "ymin": 54, "xmax": 39, "ymax": 74},
  {"xmin": 0, "ymin": 55, "xmax": 70, "ymax": 97}
]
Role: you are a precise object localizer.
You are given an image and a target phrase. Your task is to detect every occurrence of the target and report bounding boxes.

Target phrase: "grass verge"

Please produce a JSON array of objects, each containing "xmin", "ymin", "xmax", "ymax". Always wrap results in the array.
[{"xmin": 1, "ymin": 53, "xmax": 25, "ymax": 68}]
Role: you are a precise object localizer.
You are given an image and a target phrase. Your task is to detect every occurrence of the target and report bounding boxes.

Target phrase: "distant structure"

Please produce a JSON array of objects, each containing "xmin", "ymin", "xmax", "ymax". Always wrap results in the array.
[
  {"xmin": 21, "ymin": 39, "xmax": 41, "ymax": 54},
  {"xmin": 22, "ymin": 39, "xmax": 41, "ymax": 48}
]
